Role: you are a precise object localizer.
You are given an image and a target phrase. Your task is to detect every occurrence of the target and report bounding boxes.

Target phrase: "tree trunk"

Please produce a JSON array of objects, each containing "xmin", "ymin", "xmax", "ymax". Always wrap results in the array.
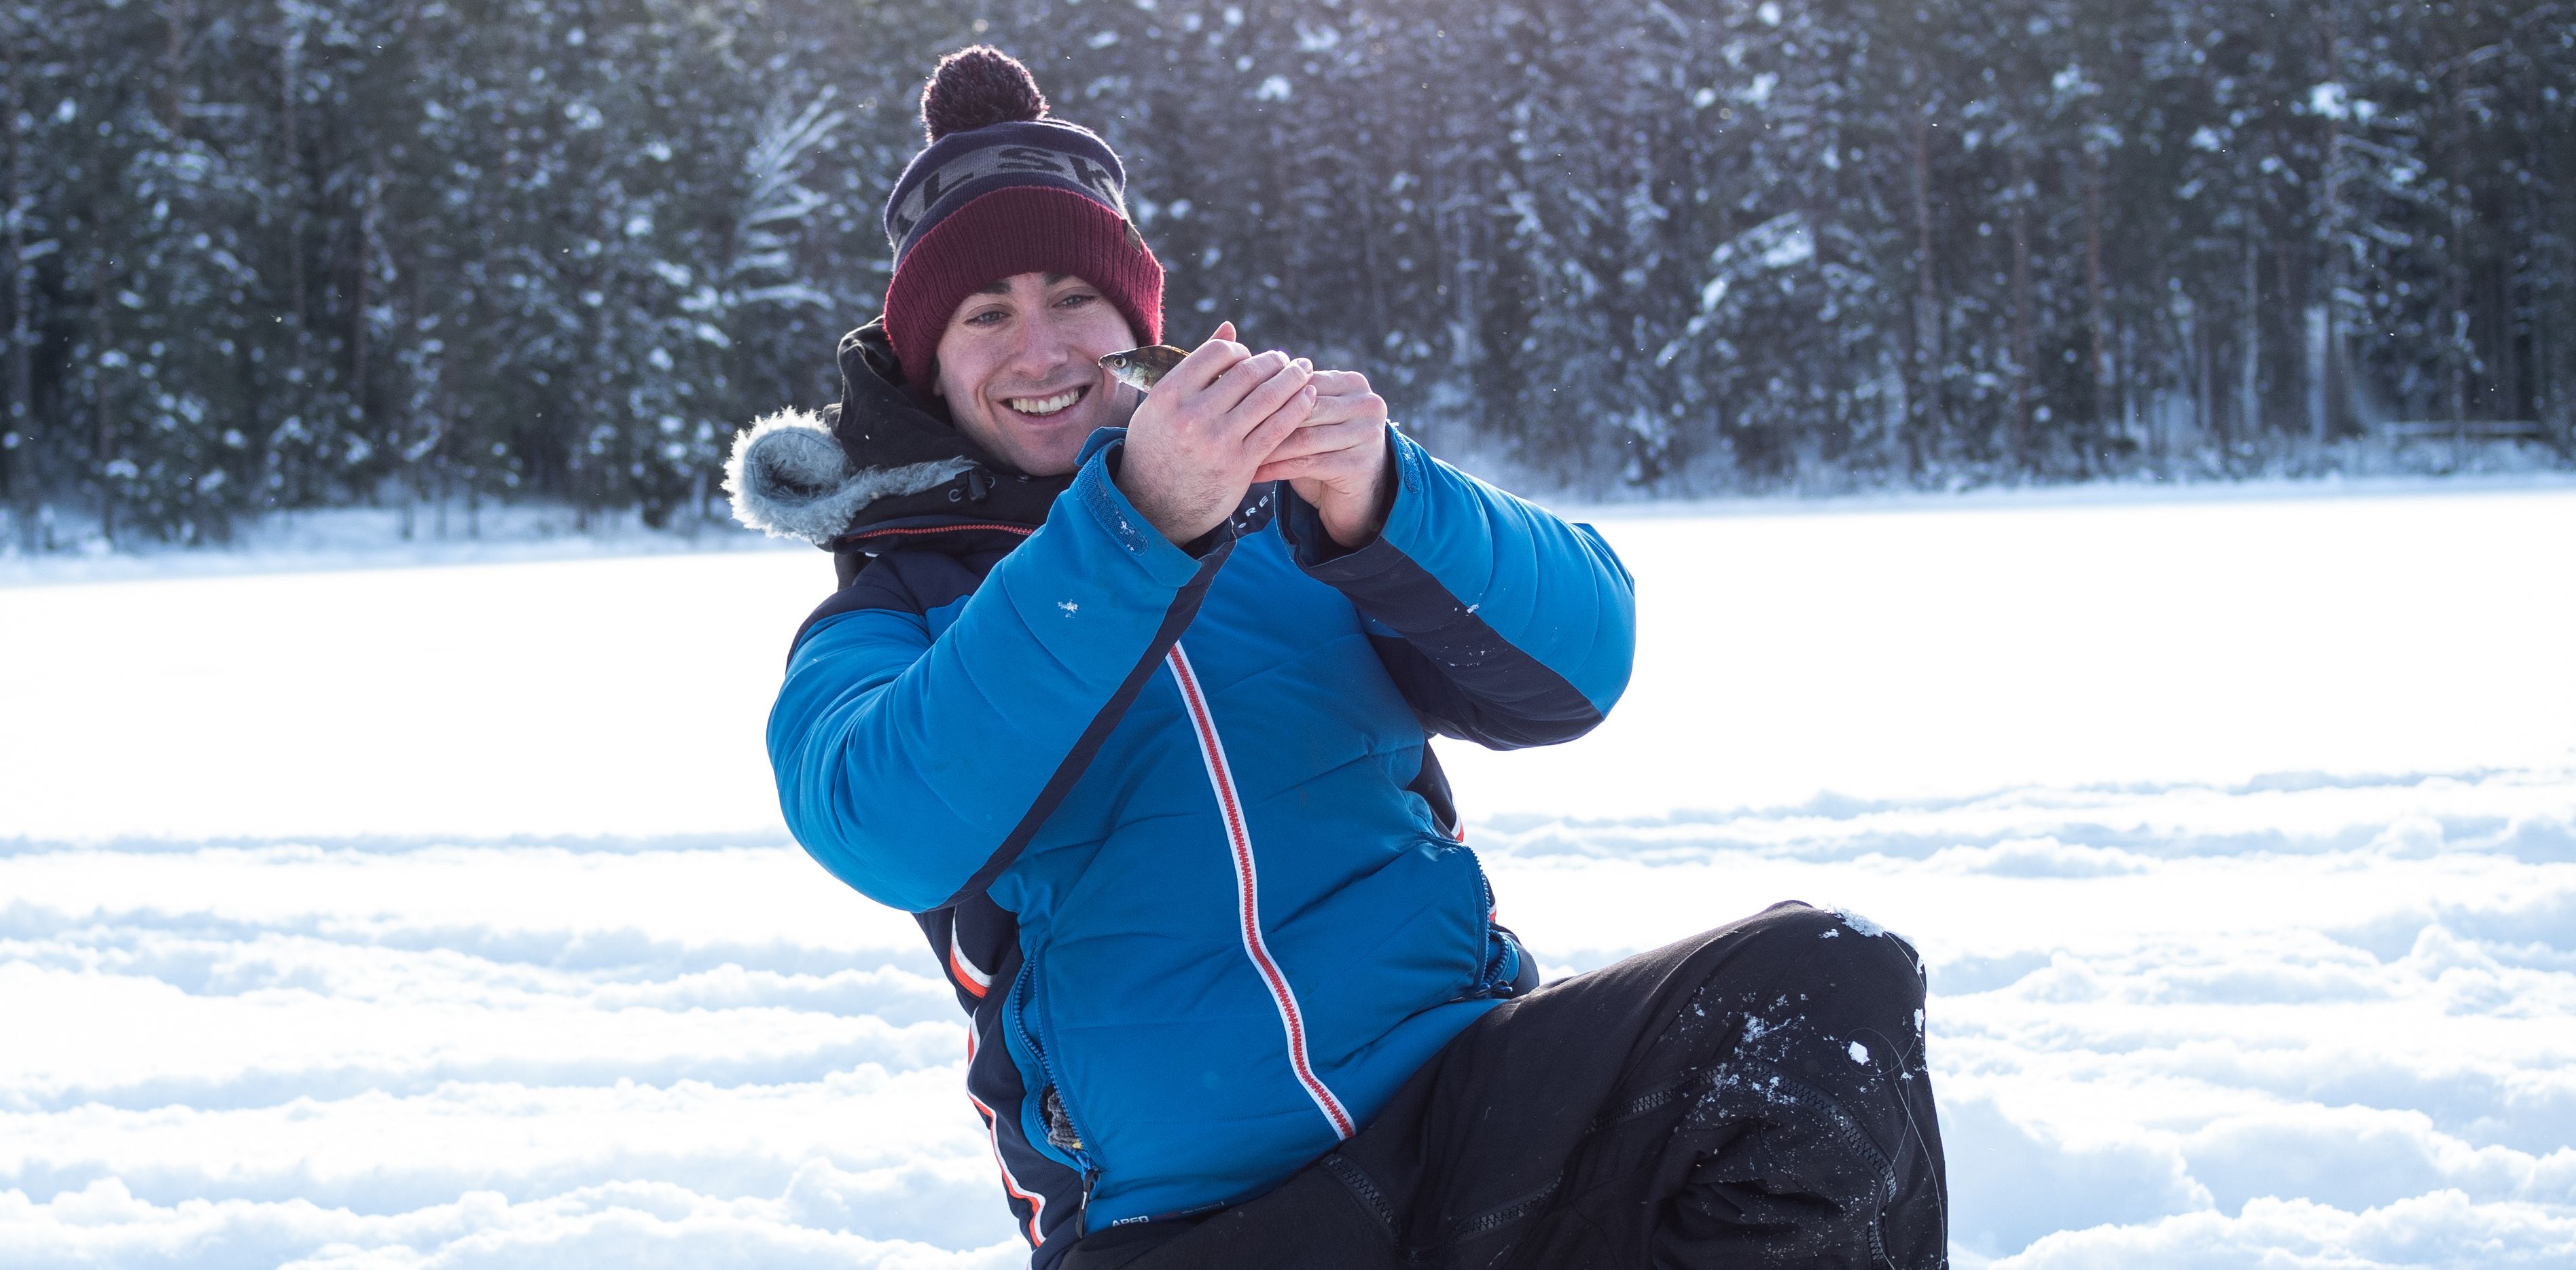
[
  {"xmin": 2494, "ymin": 238, "xmax": 2520, "ymax": 424},
  {"xmin": 281, "ymin": 6, "xmax": 308, "ymax": 329},
  {"xmin": 164, "ymin": 0, "xmax": 191, "ymax": 137},
  {"xmin": 2083, "ymin": 143, "xmax": 2109, "ymax": 470},
  {"xmin": 2237, "ymin": 230, "xmax": 2259, "ymax": 451},
  {"xmin": 2009, "ymin": 144, "xmax": 2033, "ymax": 473},
  {"xmin": 2126, "ymin": 320, "xmax": 2151, "ymax": 464},
  {"xmin": 1909, "ymin": 104, "xmax": 1939, "ymax": 475},
  {"xmin": 3, "ymin": 22, "xmax": 27, "ymax": 507},
  {"xmin": 2318, "ymin": 302, "xmax": 2339, "ymax": 446},
  {"xmin": 354, "ymin": 165, "xmax": 378, "ymax": 436},
  {"xmin": 2193, "ymin": 297, "xmax": 2212, "ymax": 452},
  {"xmin": 2273, "ymin": 228, "xmax": 2300, "ymax": 445},
  {"xmin": 2314, "ymin": 14, "xmax": 2347, "ymax": 444},
  {"xmin": 92, "ymin": 268, "xmax": 115, "ymax": 544},
  {"xmin": 2535, "ymin": 183, "xmax": 2562, "ymax": 446},
  {"xmin": 2446, "ymin": 88, "xmax": 2470, "ymax": 436}
]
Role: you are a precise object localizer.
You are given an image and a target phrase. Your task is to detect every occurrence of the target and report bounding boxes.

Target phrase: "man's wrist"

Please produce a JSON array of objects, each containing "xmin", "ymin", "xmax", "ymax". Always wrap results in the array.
[
  {"xmin": 1113, "ymin": 450, "xmax": 1227, "ymax": 546},
  {"xmin": 1317, "ymin": 443, "xmax": 1399, "ymax": 548}
]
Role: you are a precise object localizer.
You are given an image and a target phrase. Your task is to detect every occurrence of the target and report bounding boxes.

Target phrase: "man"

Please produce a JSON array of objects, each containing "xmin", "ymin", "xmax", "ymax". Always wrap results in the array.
[{"xmin": 730, "ymin": 46, "xmax": 1946, "ymax": 1270}]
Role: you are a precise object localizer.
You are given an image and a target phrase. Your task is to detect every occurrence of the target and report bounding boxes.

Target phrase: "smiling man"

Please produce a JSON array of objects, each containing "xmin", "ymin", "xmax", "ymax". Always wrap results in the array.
[{"xmin": 728, "ymin": 46, "xmax": 1944, "ymax": 1270}]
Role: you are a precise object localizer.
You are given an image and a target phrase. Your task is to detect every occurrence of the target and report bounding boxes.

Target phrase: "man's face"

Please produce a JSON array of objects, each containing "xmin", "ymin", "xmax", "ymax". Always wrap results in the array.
[{"xmin": 931, "ymin": 271, "xmax": 1141, "ymax": 477}]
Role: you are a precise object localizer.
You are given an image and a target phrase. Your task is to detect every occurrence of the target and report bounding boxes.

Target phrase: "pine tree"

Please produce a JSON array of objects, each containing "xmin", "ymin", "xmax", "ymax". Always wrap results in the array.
[{"xmin": 3, "ymin": 0, "xmax": 2568, "ymax": 546}]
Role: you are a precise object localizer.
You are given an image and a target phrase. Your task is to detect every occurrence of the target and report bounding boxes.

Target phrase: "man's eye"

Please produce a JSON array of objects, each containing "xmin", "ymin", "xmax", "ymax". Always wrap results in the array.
[
  {"xmin": 965, "ymin": 310, "xmax": 1005, "ymax": 326},
  {"xmin": 1057, "ymin": 292, "xmax": 1097, "ymax": 308}
]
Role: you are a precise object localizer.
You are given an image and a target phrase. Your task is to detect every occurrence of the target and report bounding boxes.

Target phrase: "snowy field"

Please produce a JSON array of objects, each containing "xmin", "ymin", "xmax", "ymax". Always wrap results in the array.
[{"xmin": 3, "ymin": 482, "xmax": 2573, "ymax": 1269}]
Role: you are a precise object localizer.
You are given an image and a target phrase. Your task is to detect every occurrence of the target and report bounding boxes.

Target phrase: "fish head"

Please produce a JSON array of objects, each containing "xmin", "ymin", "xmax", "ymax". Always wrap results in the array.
[{"xmin": 1099, "ymin": 344, "xmax": 1189, "ymax": 393}]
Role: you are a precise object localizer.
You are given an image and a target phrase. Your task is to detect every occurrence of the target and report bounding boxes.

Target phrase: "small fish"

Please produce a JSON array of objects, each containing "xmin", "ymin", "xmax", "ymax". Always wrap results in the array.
[{"xmin": 1099, "ymin": 344, "xmax": 1189, "ymax": 392}]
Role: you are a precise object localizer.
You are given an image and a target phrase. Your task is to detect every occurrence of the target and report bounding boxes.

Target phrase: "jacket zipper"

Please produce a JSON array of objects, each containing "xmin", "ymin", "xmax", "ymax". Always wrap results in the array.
[
  {"xmin": 846, "ymin": 521, "xmax": 1035, "ymax": 542},
  {"xmin": 1010, "ymin": 952, "xmax": 1101, "ymax": 1181},
  {"xmin": 1471, "ymin": 856, "xmax": 1507, "ymax": 994}
]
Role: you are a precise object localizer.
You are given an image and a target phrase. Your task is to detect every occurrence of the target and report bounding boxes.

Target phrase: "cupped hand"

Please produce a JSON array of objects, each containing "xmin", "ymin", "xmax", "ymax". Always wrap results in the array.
[
  {"xmin": 1116, "ymin": 321, "xmax": 1319, "ymax": 545},
  {"xmin": 1254, "ymin": 368, "xmax": 1393, "ymax": 548}
]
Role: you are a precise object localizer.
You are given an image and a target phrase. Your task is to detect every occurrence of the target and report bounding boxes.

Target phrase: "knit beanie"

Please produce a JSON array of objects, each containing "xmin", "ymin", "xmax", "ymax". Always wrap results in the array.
[{"xmin": 882, "ymin": 47, "xmax": 1164, "ymax": 393}]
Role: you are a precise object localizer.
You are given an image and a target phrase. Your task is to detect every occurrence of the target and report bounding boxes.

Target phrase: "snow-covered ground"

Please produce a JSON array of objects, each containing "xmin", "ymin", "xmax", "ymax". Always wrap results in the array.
[
  {"xmin": 0, "ymin": 501, "xmax": 787, "ymax": 589},
  {"xmin": 3, "ymin": 483, "xmax": 2571, "ymax": 1269}
]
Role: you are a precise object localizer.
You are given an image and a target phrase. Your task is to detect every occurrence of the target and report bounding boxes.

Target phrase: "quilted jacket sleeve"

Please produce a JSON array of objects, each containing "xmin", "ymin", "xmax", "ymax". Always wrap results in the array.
[
  {"xmin": 1280, "ymin": 427, "xmax": 1636, "ymax": 749},
  {"xmin": 768, "ymin": 439, "xmax": 1227, "ymax": 913}
]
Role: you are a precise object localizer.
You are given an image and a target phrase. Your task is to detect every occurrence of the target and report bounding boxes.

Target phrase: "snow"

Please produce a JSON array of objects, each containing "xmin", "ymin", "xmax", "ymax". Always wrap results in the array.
[
  {"xmin": 3, "ymin": 482, "xmax": 2572, "ymax": 1269},
  {"xmin": 0, "ymin": 501, "xmax": 795, "ymax": 589}
]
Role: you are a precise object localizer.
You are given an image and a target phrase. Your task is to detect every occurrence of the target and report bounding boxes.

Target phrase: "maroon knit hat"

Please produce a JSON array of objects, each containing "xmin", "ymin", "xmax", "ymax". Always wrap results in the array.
[{"xmin": 881, "ymin": 48, "xmax": 1164, "ymax": 393}]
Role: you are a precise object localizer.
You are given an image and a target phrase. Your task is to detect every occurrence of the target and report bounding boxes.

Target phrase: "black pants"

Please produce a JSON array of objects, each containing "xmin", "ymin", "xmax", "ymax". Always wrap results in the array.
[{"xmin": 1060, "ymin": 902, "xmax": 1947, "ymax": 1270}]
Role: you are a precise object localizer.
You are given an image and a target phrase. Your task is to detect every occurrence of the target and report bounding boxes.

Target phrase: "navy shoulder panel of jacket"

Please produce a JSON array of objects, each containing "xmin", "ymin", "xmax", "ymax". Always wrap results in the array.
[
  {"xmin": 1277, "ymin": 426, "xmax": 1636, "ymax": 749},
  {"xmin": 789, "ymin": 518, "xmax": 1040, "ymax": 653}
]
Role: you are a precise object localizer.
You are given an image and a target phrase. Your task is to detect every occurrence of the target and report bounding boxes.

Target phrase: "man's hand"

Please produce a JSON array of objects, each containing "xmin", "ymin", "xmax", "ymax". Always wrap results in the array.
[
  {"xmin": 1255, "ymin": 369, "xmax": 1392, "ymax": 549},
  {"xmin": 1117, "ymin": 321, "xmax": 1319, "ymax": 545}
]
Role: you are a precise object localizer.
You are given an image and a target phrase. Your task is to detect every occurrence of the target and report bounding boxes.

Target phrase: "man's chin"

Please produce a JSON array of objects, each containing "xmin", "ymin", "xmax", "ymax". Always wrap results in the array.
[
  {"xmin": 998, "ymin": 407, "xmax": 1124, "ymax": 477},
  {"xmin": 996, "ymin": 427, "xmax": 1093, "ymax": 479}
]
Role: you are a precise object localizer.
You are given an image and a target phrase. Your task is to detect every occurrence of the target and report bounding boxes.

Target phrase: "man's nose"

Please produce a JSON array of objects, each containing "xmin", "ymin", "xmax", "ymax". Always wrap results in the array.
[{"xmin": 1005, "ymin": 314, "xmax": 1077, "ymax": 377}]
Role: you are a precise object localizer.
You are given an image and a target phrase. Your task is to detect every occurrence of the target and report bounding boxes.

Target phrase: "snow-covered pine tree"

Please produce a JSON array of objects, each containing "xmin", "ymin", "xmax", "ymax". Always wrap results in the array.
[{"xmin": 2, "ymin": 0, "xmax": 2569, "ymax": 543}]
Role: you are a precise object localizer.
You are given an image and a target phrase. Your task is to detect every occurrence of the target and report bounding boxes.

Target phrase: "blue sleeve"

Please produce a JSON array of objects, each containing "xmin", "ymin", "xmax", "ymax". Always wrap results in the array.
[
  {"xmin": 1278, "ymin": 427, "xmax": 1636, "ymax": 749},
  {"xmin": 767, "ymin": 439, "xmax": 1227, "ymax": 913}
]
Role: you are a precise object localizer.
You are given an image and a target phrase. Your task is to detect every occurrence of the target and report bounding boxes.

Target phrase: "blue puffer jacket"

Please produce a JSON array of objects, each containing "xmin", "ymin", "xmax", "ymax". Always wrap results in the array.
[{"xmin": 768, "ymin": 426, "xmax": 1634, "ymax": 1263}]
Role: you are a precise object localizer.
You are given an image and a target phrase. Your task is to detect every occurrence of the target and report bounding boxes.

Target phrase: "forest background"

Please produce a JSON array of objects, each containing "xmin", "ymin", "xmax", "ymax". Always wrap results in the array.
[{"xmin": 3, "ymin": 0, "xmax": 2571, "ymax": 545}]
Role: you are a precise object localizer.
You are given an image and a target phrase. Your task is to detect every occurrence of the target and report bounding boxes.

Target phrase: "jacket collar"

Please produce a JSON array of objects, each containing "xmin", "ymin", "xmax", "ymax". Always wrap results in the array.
[{"xmin": 825, "ymin": 317, "xmax": 1075, "ymax": 549}]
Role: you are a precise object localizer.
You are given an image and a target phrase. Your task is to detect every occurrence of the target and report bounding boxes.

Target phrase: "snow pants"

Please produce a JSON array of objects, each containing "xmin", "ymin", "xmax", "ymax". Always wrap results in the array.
[{"xmin": 1057, "ymin": 901, "xmax": 1948, "ymax": 1270}]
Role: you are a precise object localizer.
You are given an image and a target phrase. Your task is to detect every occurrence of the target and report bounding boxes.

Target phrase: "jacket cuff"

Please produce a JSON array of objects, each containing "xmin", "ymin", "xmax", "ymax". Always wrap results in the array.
[{"xmin": 1282, "ymin": 424, "xmax": 1431, "ymax": 585}]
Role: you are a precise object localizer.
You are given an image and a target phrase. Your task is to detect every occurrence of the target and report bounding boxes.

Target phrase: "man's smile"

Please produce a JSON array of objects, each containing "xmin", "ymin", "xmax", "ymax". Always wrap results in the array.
[{"xmin": 1001, "ymin": 385, "xmax": 1091, "ymax": 418}]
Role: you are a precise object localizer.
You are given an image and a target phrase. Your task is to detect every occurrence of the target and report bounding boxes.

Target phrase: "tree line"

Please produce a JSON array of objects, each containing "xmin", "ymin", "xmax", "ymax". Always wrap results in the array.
[{"xmin": 3, "ymin": 0, "xmax": 2569, "ymax": 543}]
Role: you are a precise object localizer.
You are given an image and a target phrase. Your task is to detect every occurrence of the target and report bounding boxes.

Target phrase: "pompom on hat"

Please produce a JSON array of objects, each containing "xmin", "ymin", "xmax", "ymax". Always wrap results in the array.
[{"xmin": 881, "ymin": 47, "xmax": 1164, "ymax": 395}]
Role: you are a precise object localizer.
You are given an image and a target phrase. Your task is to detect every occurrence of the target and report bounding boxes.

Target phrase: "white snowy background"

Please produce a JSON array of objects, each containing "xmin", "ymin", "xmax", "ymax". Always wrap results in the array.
[{"xmin": 4, "ymin": 481, "xmax": 2573, "ymax": 1269}]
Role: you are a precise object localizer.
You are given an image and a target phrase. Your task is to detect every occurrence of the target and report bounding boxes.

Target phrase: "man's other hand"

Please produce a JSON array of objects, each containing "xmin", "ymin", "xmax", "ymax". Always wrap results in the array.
[
  {"xmin": 1117, "ymin": 321, "xmax": 1317, "ymax": 545},
  {"xmin": 1255, "ymin": 369, "xmax": 1392, "ymax": 549}
]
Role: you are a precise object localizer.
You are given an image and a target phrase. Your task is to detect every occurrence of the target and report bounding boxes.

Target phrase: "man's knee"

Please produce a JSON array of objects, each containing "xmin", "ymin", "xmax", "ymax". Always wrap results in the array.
[
  {"xmin": 1670, "ymin": 901, "xmax": 1931, "ymax": 1095},
  {"xmin": 1640, "ymin": 906, "xmax": 1948, "ymax": 1269},
  {"xmin": 1725, "ymin": 901, "xmax": 1926, "ymax": 1009}
]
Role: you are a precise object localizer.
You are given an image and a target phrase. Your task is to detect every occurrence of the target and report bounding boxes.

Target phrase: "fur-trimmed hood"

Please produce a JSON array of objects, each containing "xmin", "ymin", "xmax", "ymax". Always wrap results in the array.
[
  {"xmin": 725, "ymin": 316, "xmax": 1071, "ymax": 548},
  {"xmin": 725, "ymin": 407, "xmax": 973, "ymax": 544}
]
